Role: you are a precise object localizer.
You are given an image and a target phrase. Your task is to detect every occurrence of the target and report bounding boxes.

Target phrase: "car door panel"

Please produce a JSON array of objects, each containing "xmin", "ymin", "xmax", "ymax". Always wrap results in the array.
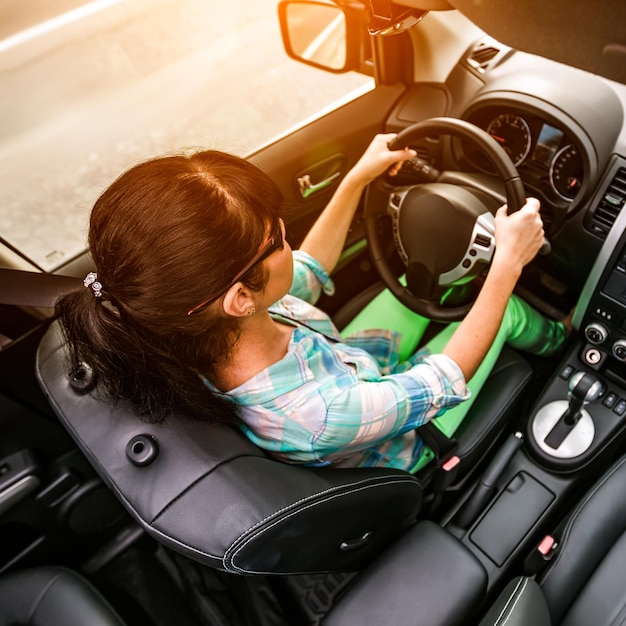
[
  {"xmin": 249, "ymin": 84, "xmax": 406, "ymax": 245},
  {"xmin": 248, "ymin": 84, "xmax": 406, "ymax": 314}
]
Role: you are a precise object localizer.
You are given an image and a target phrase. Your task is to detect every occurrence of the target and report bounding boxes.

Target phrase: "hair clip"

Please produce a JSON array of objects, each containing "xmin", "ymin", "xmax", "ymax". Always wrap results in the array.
[{"xmin": 84, "ymin": 271, "xmax": 103, "ymax": 298}]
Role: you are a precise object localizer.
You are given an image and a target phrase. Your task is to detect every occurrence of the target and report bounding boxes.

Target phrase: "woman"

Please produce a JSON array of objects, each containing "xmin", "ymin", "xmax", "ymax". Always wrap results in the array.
[{"xmin": 57, "ymin": 134, "xmax": 566, "ymax": 472}]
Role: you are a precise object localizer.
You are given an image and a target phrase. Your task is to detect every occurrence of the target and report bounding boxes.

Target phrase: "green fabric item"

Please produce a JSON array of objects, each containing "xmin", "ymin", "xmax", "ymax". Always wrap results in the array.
[
  {"xmin": 341, "ymin": 284, "xmax": 430, "ymax": 362},
  {"xmin": 342, "ymin": 284, "xmax": 566, "ymax": 472}
]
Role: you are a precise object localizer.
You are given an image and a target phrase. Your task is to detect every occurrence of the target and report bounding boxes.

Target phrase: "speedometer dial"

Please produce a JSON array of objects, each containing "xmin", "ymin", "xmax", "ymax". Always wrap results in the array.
[
  {"xmin": 550, "ymin": 145, "xmax": 583, "ymax": 201},
  {"xmin": 487, "ymin": 113, "xmax": 531, "ymax": 167}
]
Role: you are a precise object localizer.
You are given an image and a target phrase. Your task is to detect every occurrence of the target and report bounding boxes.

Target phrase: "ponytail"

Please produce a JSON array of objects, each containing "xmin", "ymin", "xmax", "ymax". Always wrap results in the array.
[
  {"xmin": 56, "ymin": 287, "xmax": 240, "ymax": 423},
  {"xmin": 54, "ymin": 148, "xmax": 283, "ymax": 424}
]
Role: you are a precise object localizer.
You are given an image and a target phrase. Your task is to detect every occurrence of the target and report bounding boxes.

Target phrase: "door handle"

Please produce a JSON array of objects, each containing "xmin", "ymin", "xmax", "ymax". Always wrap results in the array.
[{"xmin": 297, "ymin": 171, "xmax": 341, "ymax": 198}]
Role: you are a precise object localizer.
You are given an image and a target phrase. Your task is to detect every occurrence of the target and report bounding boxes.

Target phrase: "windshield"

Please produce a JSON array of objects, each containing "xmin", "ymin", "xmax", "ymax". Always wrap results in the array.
[{"xmin": 0, "ymin": 0, "xmax": 372, "ymax": 272}]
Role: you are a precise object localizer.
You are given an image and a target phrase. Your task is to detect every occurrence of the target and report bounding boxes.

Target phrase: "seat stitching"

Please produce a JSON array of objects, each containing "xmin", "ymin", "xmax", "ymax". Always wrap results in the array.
[
  {"xmin": 225, "ymin": 478, "xmax": 421, "ymax": 574},
  {"xmin": 609, "ymin": 595, "xmax": 626, "ymax": 626},
  {"xmin": 26, "ymin": 571, "xmax": 64, "ymax": 623},
  {"xmin": 496, "ymin": 578, "xmax": 528, "ymax": 626},
  {"xmin": 148, "ymin": 474, "xmax": 418, "ymax": 570},
  {"xmin": 230, "ymin": 475, "xmax": 418, "ymax": 538}
]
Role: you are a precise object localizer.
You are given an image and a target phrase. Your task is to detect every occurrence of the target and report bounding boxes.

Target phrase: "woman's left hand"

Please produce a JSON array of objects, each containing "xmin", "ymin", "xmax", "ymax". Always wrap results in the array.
[{"xmin": 347, "ymin": 133, "xmax": 417, "ymax": 186}]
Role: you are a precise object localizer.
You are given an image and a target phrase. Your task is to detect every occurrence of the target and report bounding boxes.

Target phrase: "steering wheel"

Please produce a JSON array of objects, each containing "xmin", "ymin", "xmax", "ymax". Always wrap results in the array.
[{"xmin": 364, "ymin": 117, "xmax": 534, "ymax": 322}]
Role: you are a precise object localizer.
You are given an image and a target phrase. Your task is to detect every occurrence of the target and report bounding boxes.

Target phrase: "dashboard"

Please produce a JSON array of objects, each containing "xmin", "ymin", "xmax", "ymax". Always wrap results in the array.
[
  {"xmin": 390, "ymin": 39, "xmax": 626, "ymax": 248},
  {"xmin": 385, "ymin": 43, "xmax": 626, "ymax": 319}
]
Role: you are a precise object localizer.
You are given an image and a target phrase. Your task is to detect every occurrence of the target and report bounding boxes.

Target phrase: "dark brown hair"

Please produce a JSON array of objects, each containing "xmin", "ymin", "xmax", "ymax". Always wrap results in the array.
[{"xmin": 56, "ymin": 150, "xmax": 283, "ymax": 423}]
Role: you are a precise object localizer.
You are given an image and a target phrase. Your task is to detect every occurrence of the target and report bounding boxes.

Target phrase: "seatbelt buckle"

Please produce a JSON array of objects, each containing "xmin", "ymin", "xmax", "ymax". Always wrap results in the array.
[
  {"xmin": 524, "ymin": 535, "xmax": 558, "ymax": 575},
  {"xmin": 432, "ymin": 454, "xmax": 461, "ymax": 493}
]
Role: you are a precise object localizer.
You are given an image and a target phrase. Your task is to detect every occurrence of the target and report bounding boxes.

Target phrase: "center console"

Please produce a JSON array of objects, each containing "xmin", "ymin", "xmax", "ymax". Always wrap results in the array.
[
  {"xmin": 528, "ymin": 201, "xmax": 626, "ymax": 471},
  {"xmin": 438, "ymin": 205, "xmax": 626, "ymax": 593}
]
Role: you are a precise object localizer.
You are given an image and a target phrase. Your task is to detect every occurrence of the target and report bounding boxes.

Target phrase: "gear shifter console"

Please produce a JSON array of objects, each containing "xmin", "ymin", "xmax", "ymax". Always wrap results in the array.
[
  {"xmin": 562, "ymin": 372, "xmax": 604, "ymax": 424},
  {"xmin": 531, "ymin": 372, "xmax": 604, "ymax": 459}
]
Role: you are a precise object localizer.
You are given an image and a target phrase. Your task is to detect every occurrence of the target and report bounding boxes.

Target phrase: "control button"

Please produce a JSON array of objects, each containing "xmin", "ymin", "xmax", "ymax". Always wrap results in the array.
[
  {"xmin": 585, "ymin": 322, "xmax": 608, "ymax": 345},
  {"xmin": 584, "ymin": 347, "xmax": 603, "ymax": 365},
  {"xmin": 473, "ymin": 234, "xmax": 492, "ymax": 248},
  {"xmin": 538, "ymin": 535, "xmax": 556, "ymax": 556},
  {"xmin": 559, "ymin": 365, "xmax": 575, "ymax": 380},
  {"xmin": 614, "ymin": 339, "xmax": 626, "ymax": 361},
  {"xmin": 442, "ymin": 455, "xmax": 460, "ymax": 471},
  {"xmin": 603, "ymin": 392, "xmax": 618, "ymax": 409},
  {"xmin": 606, "ymin": 192, "xmax": 624, "ymax": 207},
  {"xmin": 614, "ymin": 399, "xmax": 626, "ymax": 416},
  {"xmin": 462, "ymin": 259, "xmax": 471, "ymax": 268},
  {"xmin": 390, "ymin": 194, "xmax": 401, "ymax": 207}
]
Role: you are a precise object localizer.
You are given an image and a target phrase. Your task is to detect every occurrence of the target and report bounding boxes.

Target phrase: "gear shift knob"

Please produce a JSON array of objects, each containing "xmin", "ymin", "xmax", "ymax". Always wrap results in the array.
[{"xmin": 564, "ymin": 371, "xmax": 604, "ymax": 425}]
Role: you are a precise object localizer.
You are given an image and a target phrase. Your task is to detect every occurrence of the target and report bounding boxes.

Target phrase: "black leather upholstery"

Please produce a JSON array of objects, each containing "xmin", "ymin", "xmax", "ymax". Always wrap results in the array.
[
  {"xmin": 538, "ymin": 453, "xmax": 626, "ymax": 625},
  {"xmin": 324, "ymin": 520, "xmax": 488, "ymax": 626},
  {"xmin": 321, "ymin": 454, "xmax": 626, "ymax": 626},
  {"xmin": 477, "ymin": 577, "xmax": 551, "ymax": 626},
  {"xmin": 0, "ymin": 566, "xmax": 125, "ymax": 626},
  {"xmin": 35, "ymin": 317, "xmax": 530, "ymax": 575},
  {"xmin": 478, "ymin": 453, "xmax": 626, "ymax": 626}
]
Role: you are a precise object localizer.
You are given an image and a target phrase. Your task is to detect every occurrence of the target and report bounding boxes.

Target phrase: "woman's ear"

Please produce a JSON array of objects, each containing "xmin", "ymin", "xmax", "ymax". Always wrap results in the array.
[{"xmin": 222, "ymin": 283, "xmax": 256, "ymax": 318}]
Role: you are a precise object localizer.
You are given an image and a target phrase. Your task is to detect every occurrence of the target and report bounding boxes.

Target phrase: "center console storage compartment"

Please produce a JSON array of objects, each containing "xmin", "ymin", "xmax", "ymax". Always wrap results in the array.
[{"xmin": 469, "ymin": 472, "xmax": 554, "ymax": 566}]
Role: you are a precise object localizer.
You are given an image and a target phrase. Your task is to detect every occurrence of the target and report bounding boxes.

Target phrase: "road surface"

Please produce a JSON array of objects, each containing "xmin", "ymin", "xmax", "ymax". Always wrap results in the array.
[{"xmin": 0, "ymin": 0, "xmax": 372, "ymax": 271}]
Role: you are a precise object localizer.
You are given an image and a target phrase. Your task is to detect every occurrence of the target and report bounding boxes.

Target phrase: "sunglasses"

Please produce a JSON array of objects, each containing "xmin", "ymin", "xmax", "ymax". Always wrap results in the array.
[{"xmin": 187, "ymin": 220, "xmax": 285, "ymax": 316}]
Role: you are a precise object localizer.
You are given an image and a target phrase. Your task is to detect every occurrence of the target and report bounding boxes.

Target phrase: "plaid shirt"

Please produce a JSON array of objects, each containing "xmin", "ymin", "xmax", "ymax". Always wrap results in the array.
[{"xmin": 221, "ymin": 251, "xmax": 469, "ymax": 471}]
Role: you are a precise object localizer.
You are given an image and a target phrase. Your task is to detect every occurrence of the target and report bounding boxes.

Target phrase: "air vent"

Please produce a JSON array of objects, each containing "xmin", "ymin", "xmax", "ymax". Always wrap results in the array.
[
  {"xmin": 467, "ymin": 43, "xmax": 500, "ymax": 73},
  {"xmin": 587, "ymin": 167, "xmax": 626, "ymax": 238}
]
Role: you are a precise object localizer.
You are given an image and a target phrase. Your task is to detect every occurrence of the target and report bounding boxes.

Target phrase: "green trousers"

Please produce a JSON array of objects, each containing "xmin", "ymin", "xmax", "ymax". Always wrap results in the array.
[{"xmin": 341, "ymin": 288, "xmax": 567, "ymax": 472}]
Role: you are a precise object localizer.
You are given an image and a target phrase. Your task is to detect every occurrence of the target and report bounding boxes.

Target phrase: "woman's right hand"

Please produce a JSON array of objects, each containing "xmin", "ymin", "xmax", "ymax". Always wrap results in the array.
[
  {"xmin": 442, "ymin": 197, "xmax": 544, "ymax": 382},
  {"xmin": 492, "ymin": 197, "xmax": 545, "ymax": 275}
]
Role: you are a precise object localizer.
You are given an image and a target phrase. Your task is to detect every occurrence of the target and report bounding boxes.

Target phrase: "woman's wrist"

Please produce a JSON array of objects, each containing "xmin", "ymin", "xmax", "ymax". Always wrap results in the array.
[
  {"xmin": 340, "ymin": 168, "xmax": 369, "ymax": 193},
  {"xmin": 490, "ymin": 249, "xmax": 524, "ymax": 281},
  {"xmin": 484, "ymin": 255, "xmax": 522, "ymax": 297}
]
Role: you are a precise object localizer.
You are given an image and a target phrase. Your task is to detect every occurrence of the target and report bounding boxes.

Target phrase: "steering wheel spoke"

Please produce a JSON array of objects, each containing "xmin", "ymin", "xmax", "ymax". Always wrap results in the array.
[{"xmin": 438, "ymin": 212, "xmax": 495, "ymax": 286}]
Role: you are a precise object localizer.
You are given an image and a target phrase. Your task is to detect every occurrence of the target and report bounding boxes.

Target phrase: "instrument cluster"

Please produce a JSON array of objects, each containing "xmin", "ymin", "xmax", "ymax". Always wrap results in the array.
[{"xmin": 461, "ymin": 106, "xmax": 586, "ymax": 205}]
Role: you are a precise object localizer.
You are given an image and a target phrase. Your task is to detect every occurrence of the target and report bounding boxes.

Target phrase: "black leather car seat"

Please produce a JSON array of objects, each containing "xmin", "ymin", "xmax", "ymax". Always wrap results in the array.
[
  {"xmin": 0, "ymin": 566, "xmax": 126, "ymax": 626},
  {"xmin": 478, "ymin": 452, "xmax": 626, "ymax": 625},
  {"xmin": 322, "ymin": 453, "xmax": 626, "ymax": 625},
  {"xmin": 35, "ymin": 318, "xmax": 531, "ymax": 575}
]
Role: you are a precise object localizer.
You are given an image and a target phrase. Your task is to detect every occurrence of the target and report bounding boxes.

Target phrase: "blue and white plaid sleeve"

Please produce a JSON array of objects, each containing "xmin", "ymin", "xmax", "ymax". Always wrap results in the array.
[
  {"xmin": 313, "ymin": 354, "xmax": 469, "ymax": 458},
  {"xmin": 233, "ymin": 326, "xmax": 469, "ymax": 469},
  {"xmin": 289, "ymin": 250, "xmax": 335, "ymax": 304}
]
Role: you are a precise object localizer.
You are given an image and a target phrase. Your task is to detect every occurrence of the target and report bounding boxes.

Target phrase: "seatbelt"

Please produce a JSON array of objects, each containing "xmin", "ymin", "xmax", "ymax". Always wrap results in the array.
[
  {"xmin": 0, "ymin": 268, "xmax": 81, "ymax": 308},
  {"xmin": 524, "ymin": 534, "xmax": 559, "ymax": 575},
  {"xmin": 417, "ymin": 421, "xmax": 460, "ymax": 515},
  {"xmin": 418, "ymin": 421, "xmax": 458, "ymax": 459}
]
